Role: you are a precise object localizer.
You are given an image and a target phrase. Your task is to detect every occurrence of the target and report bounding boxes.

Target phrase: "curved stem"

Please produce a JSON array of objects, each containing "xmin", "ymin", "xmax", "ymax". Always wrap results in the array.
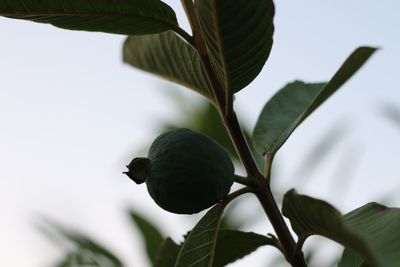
[
  {"xmin": 233, "ymin": 174, "xmax": 252, "ymax": 187},
  {"xmin": 223, "ymin": 186, "xmax": 253, "ymax": 204}
]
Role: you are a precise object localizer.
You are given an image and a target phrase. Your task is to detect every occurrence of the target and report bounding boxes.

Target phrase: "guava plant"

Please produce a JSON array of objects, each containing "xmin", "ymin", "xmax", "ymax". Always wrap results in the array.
[{"xmin": 1, "ymin": 0, "xmax": 399, "ymax": 266}]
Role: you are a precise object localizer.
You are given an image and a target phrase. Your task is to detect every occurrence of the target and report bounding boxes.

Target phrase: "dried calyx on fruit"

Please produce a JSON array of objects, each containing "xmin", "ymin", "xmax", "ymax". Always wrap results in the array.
[{"xmin": 124, "ymin": 128, "xmax": 234, "ymax": 214}]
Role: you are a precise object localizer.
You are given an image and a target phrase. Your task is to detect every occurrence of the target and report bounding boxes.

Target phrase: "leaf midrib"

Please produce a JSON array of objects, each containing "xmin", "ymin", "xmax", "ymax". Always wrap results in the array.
[
  {"xmin": 268, "ymin": 84, "xmax": 326, "ymax": 155},
  {"xmin": 174, "ymin": 204, "xmax": 224, "ymax": 267},
  {"xmin": 1, "ymin": 11, "xmax": 176, "ymax": 29},
  {"xmin": 209, "ymin": 0, "xmax": 230, "ymax": 93}
]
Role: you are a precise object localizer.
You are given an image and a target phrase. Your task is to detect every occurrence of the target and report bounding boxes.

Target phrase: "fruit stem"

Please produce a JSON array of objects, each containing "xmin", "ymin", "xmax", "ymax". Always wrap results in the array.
[
  {"xmin": 223, "ymin": 187, "xmax": 253, "ymax": 205},
  {"xmin": 233, "ymin": 174, "xmax": 252, "ymax": 187}
]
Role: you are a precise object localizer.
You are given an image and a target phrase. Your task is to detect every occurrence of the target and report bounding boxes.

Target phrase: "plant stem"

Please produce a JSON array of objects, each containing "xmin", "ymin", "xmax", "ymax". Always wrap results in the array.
[
  {"xmin": 180, "ymin": 2, "xmax": 307, "ymax": 266},
  {"xmin": 223, "ymin": 114, "xmax": 306, "ymax": 267},
  {"xmin": 180, "ymin": 0, "xmax": 207, "ymax": 54}
]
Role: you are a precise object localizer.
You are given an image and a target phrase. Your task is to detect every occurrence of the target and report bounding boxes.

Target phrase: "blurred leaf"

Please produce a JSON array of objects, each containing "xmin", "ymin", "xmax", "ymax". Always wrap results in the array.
[
  {"xmin": 283, "ymin": 189, "xmax": 400, "ymax": 267},
  {"xmin": 0, "ymin": 0, "xmax": 178, "ymax": 35},
  {"xmin": 41, "ymin": 220, "xmax": 124, "ymax": 267},
  {"xmin": 155, "ymin": 238, "xmax": 181, "ymax": 267},
  {"xmin": 195, "ymin": 0, "xmax": 275, "ymax": 93},
  {"xmin": 129, "ymin": 211, "xmax": 164, "ymax": 266},
  {"xmin": 163, "ymin": 99, "xmax": 264, "ymax": 171},
  {"xmin": 327, "ymin": 145, "xmax": 363, "ymax": 200},
  {"xmin": 304, "ymin": 249, "xmax": 316, "ymax": 265},
  {"xmin": 53, "ymin": 250, "xmax": 114, "ymax": 267},
  {"xmin": 187, "ymin": 103, "xmax": 237, "ymax": 157},
  {"xmin": 293, "ymin": 122, "xmax": 349, "ymax": 182},
  {"xmin": 252, "ymin": 47, "xmax": 377, "ymax": 156},
  {"xmin": 124, "ymin": 31, "xmax": 213, "ymax": 101},
  {"xmin": 156, "ymin": 230, "xmax": 276, "ymax": 267},
  {"xmin": 380, "ymin": 102, "xmax": 400, "ymax": 129},
  {"xmin": 339, "ymin": 250, "xmax": 367, "ymax": 267},
  {"xmin": 337, "ymin": 203, "xmax": 400, "ymax": 267},
  {"xmin": 63, "ymin": 237, "xmax": 123, "ymax": 266}
]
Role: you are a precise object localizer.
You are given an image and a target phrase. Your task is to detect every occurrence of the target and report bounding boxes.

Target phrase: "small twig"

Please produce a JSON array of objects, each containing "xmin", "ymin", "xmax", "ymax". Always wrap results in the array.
[{"xmin": 221, "ymin": 187, "xmax": 253, "ymax": 210}]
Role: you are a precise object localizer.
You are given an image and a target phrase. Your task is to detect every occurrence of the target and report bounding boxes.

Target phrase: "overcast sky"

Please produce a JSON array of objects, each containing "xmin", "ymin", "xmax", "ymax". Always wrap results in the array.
[{"xmin": 1, "ymin": 1, "xmax": 399, "ymax": 267}]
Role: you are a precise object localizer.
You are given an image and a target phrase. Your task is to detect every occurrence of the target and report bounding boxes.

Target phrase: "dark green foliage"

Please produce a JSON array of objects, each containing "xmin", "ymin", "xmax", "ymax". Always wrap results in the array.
[
  {"xmin": 253, "ymin": 47, "xmax": 377, "ymax": 156},
  {"xmin": 173, "ymin": 191, "xmax": 277, "ymax": 267},
  {"xmin": 156, "ymin": 230, "xmax": 277, "ymax": 267},
  {"xmin": 283, "ymin": 190, "xmax": 400, "ymax": 267},
  {"xmin": 123, "ymin": 31, "xmax": 213, "ymax": 101},
  {"xmin": 174, "ymin": 202, "xmax": 225, "ymax": 267},
  {"xmin": 195, "ymin": 0, "xmax": 275, "ymax": 93},
  {"xmin": 129, "ymin": 211, "xmax": 164, "ymax": 266},
  {"xmin": 2, "ymin": 0, "xmax": 392, "ymax": 266},
  {"xmin": 212, "ymin": 230, "xmax": 278, "ymax": 267},
  {"xmin": 0, "ymin": 0, "xmax": 178, "ymax": 35},
  {"xmin": 145, "ymin": 128, "xmax": 234, "ymax": 214},
  {"xmin": 253, "ymin": 81, "xmax": 326, "ymax": 155}
]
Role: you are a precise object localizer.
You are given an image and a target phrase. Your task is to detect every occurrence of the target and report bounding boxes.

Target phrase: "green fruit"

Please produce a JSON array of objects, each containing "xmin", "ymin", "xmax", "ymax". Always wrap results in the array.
[{"xmin": 124, "ymin": 128, "xmax": 234, "ymax": 214}]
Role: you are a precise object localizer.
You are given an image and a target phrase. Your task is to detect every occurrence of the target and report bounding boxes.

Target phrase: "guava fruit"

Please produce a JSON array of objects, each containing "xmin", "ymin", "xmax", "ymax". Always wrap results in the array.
[{"xmin": 124, "ymin": 128, "xmax": 234, "ymax": 214}]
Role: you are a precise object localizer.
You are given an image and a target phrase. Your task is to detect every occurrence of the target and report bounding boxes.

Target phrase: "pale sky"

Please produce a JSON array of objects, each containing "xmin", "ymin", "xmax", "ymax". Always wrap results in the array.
[{"xmin": 0, "ymin": 1, "xmax": 399, "ymax": 267}]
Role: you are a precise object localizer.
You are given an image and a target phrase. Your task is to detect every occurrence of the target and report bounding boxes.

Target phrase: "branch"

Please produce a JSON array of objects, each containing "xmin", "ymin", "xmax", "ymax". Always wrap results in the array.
[{"xmin": 180, "ymin": 1, "xmax": 307, "ymax": 266}]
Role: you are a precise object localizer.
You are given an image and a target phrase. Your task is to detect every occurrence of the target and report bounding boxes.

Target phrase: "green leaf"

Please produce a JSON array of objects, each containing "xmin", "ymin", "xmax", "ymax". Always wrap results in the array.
[
  {"xmin": 174, "ymin": 203, "xmax": 225, "ymax": 267},
  {"xmin": 156, "ymin": 230, "xmax": 275, "ymax": 267},
  {"xmin": 129, "ymin": 211, "xmax": 164, "ymax": 266},
  {"xmin": 213, "ymin": 230, "xmax": 277, "ymax": 267},
  {"xmin": 282, "ymin": 190, "xmax": 400, "ymax": 267},
  {"xmin": 156, "ymin": 238, "xmax": 181, "ymax": 267},
  {"xmin": 0, "ymin": 0, "xmax": 178, "ymax": 35},
  {"xmin": 173, "ymin": 186, "xmax": 271, "ymax": 267},
  {"xmin": 123, "ymin": 31, "xmax": 213, "ymax": 101},
  {"xmin": 337, "ymin": 203, "xmax": 400, "ymax": 267},
  {"xmin": 339, "ymin": 250, "xmax": 367, "ymax": 267},
  {"xmin": 252, "ymin": 47, "xmax": 377, "ymax": 156},
  {"xmin": 195, "ymin": 0, "xmax": 275, "ymax": 93}
]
